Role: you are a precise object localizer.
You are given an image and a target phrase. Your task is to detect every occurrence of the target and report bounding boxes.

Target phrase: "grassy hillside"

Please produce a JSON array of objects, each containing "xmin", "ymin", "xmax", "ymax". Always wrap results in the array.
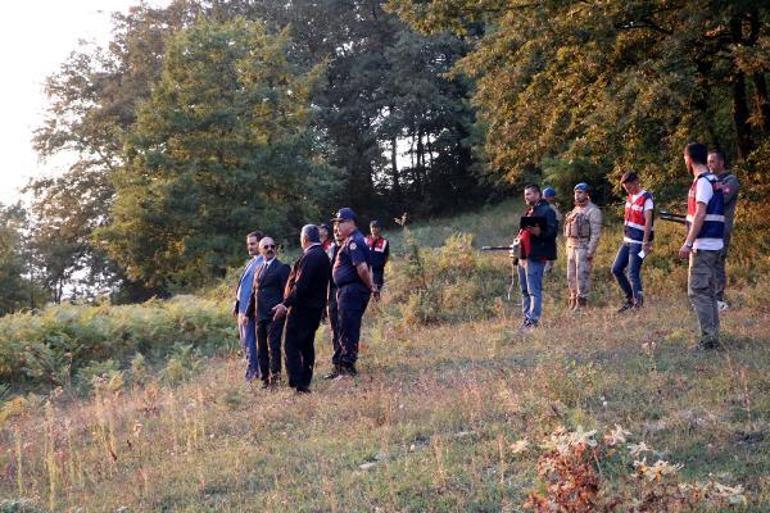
[{"xmin": 1, "ymin": 201, "xmax": 769, "ymax": 512}]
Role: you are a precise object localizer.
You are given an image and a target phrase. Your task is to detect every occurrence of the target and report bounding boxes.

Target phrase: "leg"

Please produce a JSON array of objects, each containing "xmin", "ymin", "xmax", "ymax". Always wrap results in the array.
[
  {"xmin": 566, "ymin": 246, "xmax": 578, "ymax": 302},
  {"xmin": 283, "ymin": 312, "xmax": 303, "ymax": 388},
  {"xmin": 525, "ymin": 259, "xmax": 545, "ymax": 323},
  {"xmin": 612, "ymin": 244, "xmax": 632, "ymax": 301},
  {"xmin": 299, "ymin": 310, "xmax": 321, "ymax": 388},
  {"xmin": 329, "ymin": 298, "xmax": 341, "ymax": 367},
  {"xmin": 715, "ymin": 236, "xmax": 730, "ymax": 302},
  {"xmin": 256, "ymin": 320, "xmax": 270, "ymax": 382},
  {"xmin": 576, "ymin": 247, "xmax": 591, "ymax": 300},
  {"xmin": 338, "ymin": 287, "xmax": 370, "ymax": 371},
  {"xmin": 244, "ymin": 317, "xmax": 259, "ymax": 381},
  {"xmin": 267, "ymin": 317, "xmax": 285, "ymax": 378},
  {"xmin": 628, "ymin": 245, "xmax": 644, "ymax": 304},
  {"xmin": 688, "ymin": 251, "xmax": 720, "ymax": 345},
  {"xmin": 518, "ymin": 262, "xmax": 530, "ymax": 320}
]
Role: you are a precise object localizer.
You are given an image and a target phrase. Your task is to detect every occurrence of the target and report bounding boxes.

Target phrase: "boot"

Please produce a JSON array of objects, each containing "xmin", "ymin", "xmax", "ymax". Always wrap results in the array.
[{"xmin": 577, "ymin": 297, "xmax": 588, "ymax": 309}]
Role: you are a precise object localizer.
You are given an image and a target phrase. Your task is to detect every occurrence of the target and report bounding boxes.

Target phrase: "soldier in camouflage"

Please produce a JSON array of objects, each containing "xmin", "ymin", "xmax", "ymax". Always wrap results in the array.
[{"xmin": 564, "ymin": 183, "xmax": 602, "ymax": 309}]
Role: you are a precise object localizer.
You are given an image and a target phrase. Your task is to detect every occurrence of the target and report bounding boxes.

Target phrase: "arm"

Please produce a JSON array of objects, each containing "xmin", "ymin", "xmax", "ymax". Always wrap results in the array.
[
  {"xmin": 722, "ymin": 175, "xmax": 740, "ymax": 205},
  {"xmin": 587, "ymin": 209, "xmax": 602, "ymax": 257},
  {"xmin": 357, "ymin": 262, "xmax": 378, "ymax": 295},
  {"xmin": 642, "ymin": 209, "xmax": 653, "ymax": 251},
  {"xmin": 679, "ymin": 202, "xmax": 707, "ymax": 258},
  {"xmin": 383, "ymin": 240, "xmax": 390, "ymax": 265}
]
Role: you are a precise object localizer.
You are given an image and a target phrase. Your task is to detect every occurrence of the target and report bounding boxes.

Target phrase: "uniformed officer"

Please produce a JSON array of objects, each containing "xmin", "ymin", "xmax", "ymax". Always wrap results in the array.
[
  {"xmin": 707, "ymin": 149, "xmax": 740, "ymax": 311},
  {"xmin": 679, "ymin": 143, "xmax": 725, "ymax": 350},
  {"xmin": 365, "ymin": 220, "xmax": 390, "ymax": 290},
  {"xmin": 328, "ymin": 207, "xmax": 379, "ymax": 377},
  {"xmin": 323, "ymin": 231, "xmax": 343, "ymax": 379},
  {"xmin": 564, "ymin": 183, "xmax": 602, "ymax": 309}
]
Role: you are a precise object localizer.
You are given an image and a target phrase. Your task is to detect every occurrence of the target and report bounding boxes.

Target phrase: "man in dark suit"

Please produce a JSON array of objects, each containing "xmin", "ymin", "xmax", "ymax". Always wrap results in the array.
[
  {"xmin": 246, "ymin": 236, "xmax": 290, "ymax": 388},
  {"xmin": 272, "ymin": 225, "xmax": 330, "ymax": 394}
]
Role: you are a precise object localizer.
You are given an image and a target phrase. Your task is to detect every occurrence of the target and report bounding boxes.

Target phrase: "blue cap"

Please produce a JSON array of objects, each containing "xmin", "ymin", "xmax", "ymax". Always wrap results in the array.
[
  {"xmin": 332, "ymin": 207, "xmax": 357, "ymax": 222},
  {"xmin": 573, "ymin": 182, "xmax": 589, "ymax": 192},
  {"xmin": 543, "ymin": 187, "xmax": 557, "ymax": 198}
]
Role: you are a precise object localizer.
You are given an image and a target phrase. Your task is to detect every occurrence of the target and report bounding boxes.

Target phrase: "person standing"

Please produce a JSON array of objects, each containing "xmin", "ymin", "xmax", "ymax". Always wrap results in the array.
[
  {"xmin": 271, "ymin": 225, "xmax": 330, "ymax": 393},
  {"xmin": 542, "ymin": 187, "xmax": 562, "ymax": 275},
  {"xmin": 323, "ymin": 231, "xmax": 344, "ymax": 379},
  {"xmin": 234, "ymin": 230, "xmax": 264, "ymax": 382},
  {"xmin": 246, "ymin": 236, "xmax": 290, "ymax": 388},
  {"xmin": 365, "ymin": 220, "xmax": 390, "ymax": 290},
  {"xmin": 680, "ymin": 143, "xmax": 725, "ymax": 350},
  {"xmin": 612, "ymin": 172, "xmax": 653, "ymax": 312},
  {"xmin": 329, "ymin": 208, "xmax": 379, "ymax": 377},
  {"xmin": 707, "ymin": 149, "xmax": 740, "ymax": 311},
  {"xmin": 515, "ymin": 185, "xmax": 557, "ymax": 329},
  {"xmin": 564, "ymin": 183, "xmax": 602, "ymax": 309}
]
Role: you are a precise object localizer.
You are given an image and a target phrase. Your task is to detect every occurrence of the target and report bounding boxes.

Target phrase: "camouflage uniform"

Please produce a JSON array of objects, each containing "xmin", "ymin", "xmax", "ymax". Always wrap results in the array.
[{"xmin": 564, "ymin": 201, "xmax": 602, "ymax": 307}]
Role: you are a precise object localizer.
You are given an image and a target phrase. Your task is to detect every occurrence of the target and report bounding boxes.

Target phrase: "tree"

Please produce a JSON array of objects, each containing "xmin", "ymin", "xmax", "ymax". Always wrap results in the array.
[
  {"xmin": 389, "ymin": 0, "xmax": 770, "ymax": 200},
  {"xmin": 98, "ymin": 18, "xmax": 335, "ymax": 289},
  {"xmin": 0, "ymin": 204, "xmax": 45, "ymax": 315}
]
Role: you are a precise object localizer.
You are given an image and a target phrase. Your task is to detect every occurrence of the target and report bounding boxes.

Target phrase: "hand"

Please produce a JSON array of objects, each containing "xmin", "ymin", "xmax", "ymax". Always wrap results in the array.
[
  {"xmin": 237, "ymin": 314, "xmax": 248, "ymax": 327},
  {"xmin": 272, "ymin": 303, "xmax": 288, "ymax": 320},
  {"xmin": 371, "ymin": 287, "xmax": 381, "ymax": 302},
  {"xmin": 643, "ymin": 242, "xmax": 652, "ymax": 254},
  {"xmin": 586, "ymin": 253, "xmax": 593, "ymax": 261},
  {"xmin": 678, "ymin": 243, "xmax": 692, "ymax": 260},
  {"xmin": 526, "ymin": 225, "xmax": 541, "ymax": 237}
]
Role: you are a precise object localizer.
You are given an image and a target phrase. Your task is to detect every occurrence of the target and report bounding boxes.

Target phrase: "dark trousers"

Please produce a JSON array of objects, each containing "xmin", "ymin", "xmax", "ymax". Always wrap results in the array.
[
  {"xmin": 284, "ymin": 307, "xmax": 323, "ymax": 389},
  {"xmin": 612, "ymin": 243, "xmax": 644, "ymax": 301},
  {"xmin": 328, "ymin": 295, "xmax": 341, "ymax": 366},
  {"xmin": 257, "ymin": 318, "xmax": 284, "ymax": 381},
  {"xmin": 372, "ymin": 268, "xmax": 385, "ymax": 289},
  {"xmin": 337, "ymin": 285, "xmax": 371, "ymax": 368}
]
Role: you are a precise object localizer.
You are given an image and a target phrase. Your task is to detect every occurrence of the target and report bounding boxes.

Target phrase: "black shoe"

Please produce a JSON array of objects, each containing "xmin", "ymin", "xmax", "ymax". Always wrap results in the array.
[
  {"xmin": 617, "ymin": 301, "xmax": 634, "ymax": 313},
  {"xmin": 295, "ymin": 386, "xmax": 312, "ymax": 394},
  {"xmin": 323, "ymin": 366, "xmax": 341, "ymax": 380}
]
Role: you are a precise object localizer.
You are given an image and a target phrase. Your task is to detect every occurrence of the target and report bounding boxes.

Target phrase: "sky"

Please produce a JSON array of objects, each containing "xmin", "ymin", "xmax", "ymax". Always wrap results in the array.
[{"xmin": 0, "ymin": 1, "xmax": 168, "ymax": 205}]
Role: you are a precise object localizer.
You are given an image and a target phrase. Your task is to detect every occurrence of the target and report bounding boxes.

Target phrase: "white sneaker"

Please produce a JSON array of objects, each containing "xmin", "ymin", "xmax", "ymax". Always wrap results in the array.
[{"xmin": 717, "ymin": 300, "xmax": 729, "ymax": 311}]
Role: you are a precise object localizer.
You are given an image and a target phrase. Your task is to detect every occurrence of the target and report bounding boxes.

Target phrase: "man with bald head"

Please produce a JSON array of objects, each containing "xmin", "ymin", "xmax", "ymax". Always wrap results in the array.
[
  {"xmin": 272, "ymin": 225, "xmax": 331, "ymax": 393},
  {"xmin": 246, "ymin": 236, "xmax": 290, "ymax": 388}
]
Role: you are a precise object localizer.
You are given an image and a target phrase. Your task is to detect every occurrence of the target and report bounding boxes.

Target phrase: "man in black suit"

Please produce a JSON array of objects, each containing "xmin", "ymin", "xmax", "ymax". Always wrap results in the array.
[
  {"xmin": 272, "ymin": 225, "xmax": 330, "ymax": 394},
  {"xmin": 246, "ymin": 236, "xmax": 290, "ymax": 388}
]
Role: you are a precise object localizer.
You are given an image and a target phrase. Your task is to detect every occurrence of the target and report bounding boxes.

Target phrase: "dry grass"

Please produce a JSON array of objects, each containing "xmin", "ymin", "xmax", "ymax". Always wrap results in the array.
[{"xmin": 1, "ymin": 205, "xmax": 769, "ymax": 512}]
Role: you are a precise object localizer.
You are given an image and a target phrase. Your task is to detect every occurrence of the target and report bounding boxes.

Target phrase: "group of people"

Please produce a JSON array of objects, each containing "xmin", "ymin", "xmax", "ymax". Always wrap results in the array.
[
  {"xmin": 513, "ymin": 143, "xmax": 739, "ymax": 350},
  {"xmin": 232, "ymin": 209, "xmax": 390, "ymax": 393}
]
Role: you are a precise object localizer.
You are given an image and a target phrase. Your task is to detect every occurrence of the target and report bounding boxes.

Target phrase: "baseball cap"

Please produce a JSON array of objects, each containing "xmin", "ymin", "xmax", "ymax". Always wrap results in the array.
[
  {"xmin": 573, "ymin": 182, "xmax": 589, "ymax": 192},
  {"xmin": 620, "ymin": 171, "xmax": 639, "ymax": 184},
  {"xmin": 542, "ymin": 187, "xmax": 556, "ymax": 198},
  {"xmin": 332, "ymin": 207, "xmax": 357, "ymax": 222}
]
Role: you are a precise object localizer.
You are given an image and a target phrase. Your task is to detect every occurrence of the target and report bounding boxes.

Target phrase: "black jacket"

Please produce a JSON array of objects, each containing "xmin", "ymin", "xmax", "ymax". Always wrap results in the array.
[
  {"xmin": 283, "ymin": 244, "xmax": 330, "ymax": 313},
  {"xmin": 247, "ymin": 258, "xmax": 290, "ymax": 322},
  {"xmin": 522, "ymin": 199, "xmax": 558, "ymax": 261}
]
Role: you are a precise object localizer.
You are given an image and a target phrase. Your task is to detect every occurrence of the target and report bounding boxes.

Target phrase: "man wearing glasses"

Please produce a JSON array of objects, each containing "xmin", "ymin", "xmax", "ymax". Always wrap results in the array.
[
  {"xmin": 246, "ymin": 236, "xmax": 290, "ymax": 388},
  {"xmin": 328, "ymin": 208, "xmax": 379, "ymax": 378}
]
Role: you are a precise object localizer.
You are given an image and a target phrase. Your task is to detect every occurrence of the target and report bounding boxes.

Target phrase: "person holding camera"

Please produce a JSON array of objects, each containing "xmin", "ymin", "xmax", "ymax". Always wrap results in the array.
[{"xmin": 512, "ymin": 184, "xmax": 558, "ymax": 330}]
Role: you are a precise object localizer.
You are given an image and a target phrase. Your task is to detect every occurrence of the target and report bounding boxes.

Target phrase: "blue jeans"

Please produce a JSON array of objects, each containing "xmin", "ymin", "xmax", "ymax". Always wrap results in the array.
[
  {"xmin": 239, "ymin": 316, "xmax": 259, "ymax": 380},
  {"xmin": 518, "ymin": 259, "xmax": 546, "ymax": 323},
  {"xmin": 612, "ymin": 243, "xmax": 644, "ymax": 302}
]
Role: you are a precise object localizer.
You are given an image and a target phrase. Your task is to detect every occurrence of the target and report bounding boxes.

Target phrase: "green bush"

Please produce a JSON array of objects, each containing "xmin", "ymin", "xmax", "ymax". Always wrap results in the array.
[{"xmin": 0, "ymin": 296, "xmax": 232, "ymax": 391}]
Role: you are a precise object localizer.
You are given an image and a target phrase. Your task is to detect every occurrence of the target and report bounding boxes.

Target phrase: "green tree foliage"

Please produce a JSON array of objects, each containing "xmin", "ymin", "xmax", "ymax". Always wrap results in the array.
[
  {"xmin": 0, "ymin": 205, "xmax": 45, "ymax": 315},
  {"xmin": 389, "ymin": 0, "xmax": 770, "ymax": 199},
  {"xmin": 98, "ymin": 18, "xmax": 333, "ymax": 289}
]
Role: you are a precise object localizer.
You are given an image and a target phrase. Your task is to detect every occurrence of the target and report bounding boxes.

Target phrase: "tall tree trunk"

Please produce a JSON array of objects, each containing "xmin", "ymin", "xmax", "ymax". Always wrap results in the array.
[
  {"xmin": 390, "ymin": 137, "xmax": 403, "ymax": 206},
  {"xmin": 748, "ymin": 9, "xmax": 770, "ymax": 134},
  {"xmin": 731, "ymin": 15, "xmax": 754, "ymax": 159}
]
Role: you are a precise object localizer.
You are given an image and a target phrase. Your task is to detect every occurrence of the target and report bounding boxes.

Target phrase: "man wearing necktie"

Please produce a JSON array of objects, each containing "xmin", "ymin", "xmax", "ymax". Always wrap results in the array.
[
  {"xmin": 234, "ymin": 230, "xmax": 264, "ymax": 382},
  {"xmin": 246, "ymin": 236, "xmax": 290, "ymax": 388}
]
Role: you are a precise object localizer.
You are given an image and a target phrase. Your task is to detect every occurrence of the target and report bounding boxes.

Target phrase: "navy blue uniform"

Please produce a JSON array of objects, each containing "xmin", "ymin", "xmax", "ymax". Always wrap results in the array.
[{"xmin": 332, "ymin": 229, "xmax": 371, "ymax": 370}]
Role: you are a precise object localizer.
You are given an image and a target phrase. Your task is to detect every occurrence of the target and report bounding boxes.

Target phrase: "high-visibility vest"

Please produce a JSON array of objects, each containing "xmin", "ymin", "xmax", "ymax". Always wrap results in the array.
[
  {"xmin": 623, "ymin": 191, "xmax": 654, "ymax": 243},
  {"xmin": 686, "ymin": 173, "xmax": 725, "ymax": 242}
]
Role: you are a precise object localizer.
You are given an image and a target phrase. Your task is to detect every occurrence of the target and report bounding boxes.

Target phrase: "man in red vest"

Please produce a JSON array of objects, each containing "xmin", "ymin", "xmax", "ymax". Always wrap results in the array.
[
  {"xmin": 612, "ymin": 172, "xmax": 654, "ymax": 312},
  {"xmin": 365, "ymin": 220, "xmax": 390, "ymax": 290}
]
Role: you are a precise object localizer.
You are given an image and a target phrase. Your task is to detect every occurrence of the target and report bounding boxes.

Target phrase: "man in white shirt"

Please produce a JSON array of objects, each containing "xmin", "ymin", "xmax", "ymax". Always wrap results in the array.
[{"xmin": 679, "ymin": 143, "xmax": 725, "ymax": 350}]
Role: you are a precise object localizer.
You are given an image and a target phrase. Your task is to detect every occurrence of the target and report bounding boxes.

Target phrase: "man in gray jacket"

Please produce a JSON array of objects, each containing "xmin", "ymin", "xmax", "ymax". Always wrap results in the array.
[{"xmin": 708, "ymin": 150, "xmax": 740, "ymax": 311}]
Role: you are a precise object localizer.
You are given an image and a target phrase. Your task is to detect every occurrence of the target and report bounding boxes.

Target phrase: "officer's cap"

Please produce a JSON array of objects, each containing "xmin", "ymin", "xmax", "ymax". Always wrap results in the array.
[
  {"xmin": 573, "ymin": 182, "xmax": 590, "ymax": 192},
  {"xmin": 370, "ymin": 219, "xmax": 382, "ymax": 228},
  {"xmin": 620, "ymin": 171, "xmax": 639, "ymax": 184},
  {"xmin": 332, "ymin": 207, "xmax": 357, "ymax": 222},
  {"xmin": 542, "ymin": 187, "xmax": 556, "ymax": 198}
]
